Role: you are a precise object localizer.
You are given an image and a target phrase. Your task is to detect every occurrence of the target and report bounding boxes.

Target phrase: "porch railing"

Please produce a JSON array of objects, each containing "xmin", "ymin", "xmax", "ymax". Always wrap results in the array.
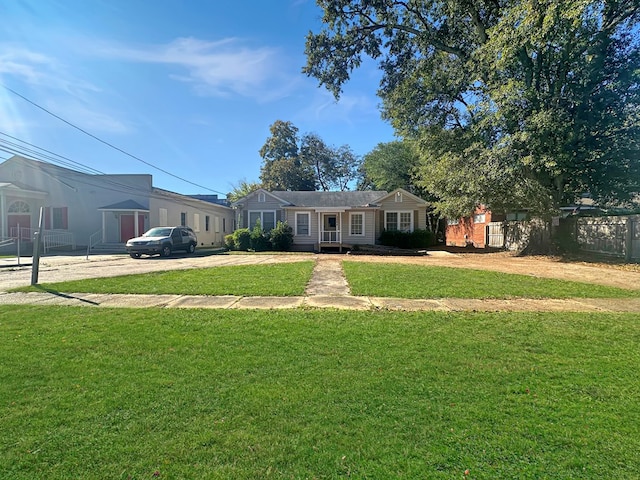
[
  {"xmin": 86, "ymin": 229, "xmax": 103, "ymax": 259},
  {"xmin": 321, "ymin": 230, "xmax": 341, "ymax": 243},
  {"xmin": 43, "ymin": 230, "xmax": 76, "ymax": 253},
  {"xmin": 9, "ymin": 226, "xmax": 34, "ymax": 240}
]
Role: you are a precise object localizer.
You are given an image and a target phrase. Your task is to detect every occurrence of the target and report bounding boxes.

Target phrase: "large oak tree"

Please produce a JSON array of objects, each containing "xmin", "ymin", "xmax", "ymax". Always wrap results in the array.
[{"xmin": 304, "ymin": 0, "xmax": 640, "ymax": 217}]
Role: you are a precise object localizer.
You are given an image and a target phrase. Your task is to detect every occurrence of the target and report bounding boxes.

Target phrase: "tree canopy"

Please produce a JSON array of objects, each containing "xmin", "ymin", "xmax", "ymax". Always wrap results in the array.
[
  {"xmin": 259, "ymin": 120, "xmax": 362, "ymax": 191},
  {"xmin": 304, "ymin": 0, "xmax": 640, "ymax": 217}
]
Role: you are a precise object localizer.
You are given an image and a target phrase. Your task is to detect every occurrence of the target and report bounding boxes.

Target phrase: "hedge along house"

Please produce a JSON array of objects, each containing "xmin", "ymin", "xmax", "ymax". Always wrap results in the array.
[
  {"xmin": 0, "ymin": 155, "xmax": 234, "ymax": 253},
  {"xmin": 232, "ymin": 188, "xmax": 429, "ymax": 252}
]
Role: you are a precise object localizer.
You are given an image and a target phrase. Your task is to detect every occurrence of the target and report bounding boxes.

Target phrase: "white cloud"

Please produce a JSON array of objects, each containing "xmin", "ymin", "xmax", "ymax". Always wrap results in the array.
[{"xmin": 98, "ymin": 37, "xmax": 296, "ymax": 100}]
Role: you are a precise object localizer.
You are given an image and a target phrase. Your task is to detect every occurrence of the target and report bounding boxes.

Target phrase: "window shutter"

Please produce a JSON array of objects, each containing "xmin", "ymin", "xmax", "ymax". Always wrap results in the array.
[
  {"xmin": 61, "ymin": 207, "xmax": 68, "ymax": 229},
  {"xmin": 44, "ymin": 207, "xmax": 51, "ymax": 229}
]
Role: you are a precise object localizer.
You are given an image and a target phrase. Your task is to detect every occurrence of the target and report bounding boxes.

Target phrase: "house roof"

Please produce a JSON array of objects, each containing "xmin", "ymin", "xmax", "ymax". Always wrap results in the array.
[
  {"xmin": 99, "ymin": 199, "xmax": 149, "ymax": 211},
  {"xmin": 272, "ymin": 190, "xmax": 389, "ymax": 208}
]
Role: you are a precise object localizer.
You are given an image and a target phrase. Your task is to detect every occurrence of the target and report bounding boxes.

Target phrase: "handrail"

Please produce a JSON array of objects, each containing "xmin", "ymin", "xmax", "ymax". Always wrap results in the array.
[
  {"xmin": 43, "ymin": 230, "xmax": 75, "ymax": 253},
  {"xmin": 86, "ymin": 229, "xmax": 103, "ymax": 259}
]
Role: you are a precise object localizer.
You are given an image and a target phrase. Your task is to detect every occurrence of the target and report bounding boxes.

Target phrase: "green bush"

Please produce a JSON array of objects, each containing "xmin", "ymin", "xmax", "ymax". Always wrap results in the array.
[
  {"xmin": 233, "ymin": 228, "xmax": 251, "ymax": 251},
  {"xmin": 250, "ymin": 221, "xmax": 271, "ymax": 252},
  {"xmin": 269, "ymin": 221, "xmax": 294, "ymax": 251},
  {"xmin": 224, "ymin": 234, "xmax": 235, "ymax": 250},
  {"xmin": 379, "ymin": 229, "xmax": 435, "ymax": 249}
]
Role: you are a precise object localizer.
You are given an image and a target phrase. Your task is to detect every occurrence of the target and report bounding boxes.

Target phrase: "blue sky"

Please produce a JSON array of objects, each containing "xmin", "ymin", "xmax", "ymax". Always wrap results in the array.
[{"xmin": 0, "ymin": 0, "xmax": 395, "ymax": 198}]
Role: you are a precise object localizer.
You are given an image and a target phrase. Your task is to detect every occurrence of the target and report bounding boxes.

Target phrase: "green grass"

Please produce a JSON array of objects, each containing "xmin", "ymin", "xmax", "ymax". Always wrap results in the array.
[
  {"xmin": 11, "ymin": 261, "xmax": 315, "ymax": 296},
  {"xmin": 1, "ymin": 306, "xmax": 639, "ymax": 479},
  {"xmin": 343, "ymin": 261, "xmax": 640, "ymax": 298}
]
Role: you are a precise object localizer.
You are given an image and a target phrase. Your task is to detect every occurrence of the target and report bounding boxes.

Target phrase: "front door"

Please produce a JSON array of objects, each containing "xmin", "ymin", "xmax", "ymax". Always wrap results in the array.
[
  {"xmin": 120, "ymin": 214, "xmax": 145, "ymax": 242},
  {"xmin": 322, "ymin": 214, "xmax": 338, "ymax": 242},
  {"xmin": 8, "ymin": 214, "xmax": 31, "ymax": 238}
]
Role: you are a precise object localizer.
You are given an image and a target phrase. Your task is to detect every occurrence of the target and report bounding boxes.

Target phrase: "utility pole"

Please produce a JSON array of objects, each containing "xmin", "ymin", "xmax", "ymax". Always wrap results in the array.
[{"xmin": 31, "ymin": 207, "xmax": 44, "ymax": 285}]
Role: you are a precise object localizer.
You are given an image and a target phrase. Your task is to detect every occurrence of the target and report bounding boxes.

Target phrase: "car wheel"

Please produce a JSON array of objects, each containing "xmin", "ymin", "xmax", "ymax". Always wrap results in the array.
[
  {"xmin": 161, "ymin": 244, "xmax": 172, "ymax": 257},
  {"xmin": 187, "ymin": 243, "xmax": 196, "ymax": 254},
  {"xmin": 130, "ymin": 252, "xmax": 141, "ymax": 259}
]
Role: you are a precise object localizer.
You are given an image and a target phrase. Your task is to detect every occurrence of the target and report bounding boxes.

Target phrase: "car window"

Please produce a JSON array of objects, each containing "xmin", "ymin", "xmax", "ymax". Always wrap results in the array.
[{"xmin": 144, "ymin": 228, "xmax": 171, "ymax": 237}]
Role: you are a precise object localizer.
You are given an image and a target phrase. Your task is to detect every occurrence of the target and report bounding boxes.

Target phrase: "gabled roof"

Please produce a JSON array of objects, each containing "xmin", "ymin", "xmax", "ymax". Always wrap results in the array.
[
  {"xmin": 99, "ymin": 199, "xmax": 149, "ymax": 211},
  {"xmin": 376, "ymin": 188, "xmax": 429, "ymax": 205},
  {"xmin": 273, "ymin": 190, "xmax": 388, "ymax": 208}
]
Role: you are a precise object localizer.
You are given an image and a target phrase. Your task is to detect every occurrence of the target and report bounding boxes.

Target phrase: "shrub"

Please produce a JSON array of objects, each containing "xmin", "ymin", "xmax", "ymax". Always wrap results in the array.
[
  {"xmin": 250, "ymin": 221, "xmax": 271, "ymax": 252},
  {"xmin": 379, "ymin": 229, "xmax": 435, "ymax": 249},
  {"xmin": 224, "ymin": 234, "xmax": 235, "ymax": 250},
  {"xmin": 233, "ymin": 228, "xmax": 251, "ymax": 251},
  {"xmin": 269, "ymin": 221, "xmax": 294, "ymax": 251}
]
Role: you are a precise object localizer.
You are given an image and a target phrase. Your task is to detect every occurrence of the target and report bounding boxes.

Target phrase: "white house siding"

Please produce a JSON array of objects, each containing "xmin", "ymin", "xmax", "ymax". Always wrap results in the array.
[
  {"xmin": 150, "ymin": 189, "xmax": 234, "ymax": 247},
  {"xmin": 237, "ymin": 192, "xmax": 284, "ymax": 230},
  {"xmin": 378, "ymin": 192, "xmax": 427, "ymax": 232},
  {"xmin": 284, "ymin": 209, "xmax": 317, "ymax": 250},
  {"xmin": 342, "ymin": 209, "xmax": 377, "ymax": 245}
]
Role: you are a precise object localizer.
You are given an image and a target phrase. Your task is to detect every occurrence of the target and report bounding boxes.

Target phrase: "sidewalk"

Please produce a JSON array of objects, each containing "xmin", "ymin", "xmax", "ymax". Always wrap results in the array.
[{"xmin": 1, "ymin": 255, "xmax": 639, "ymax": 312}]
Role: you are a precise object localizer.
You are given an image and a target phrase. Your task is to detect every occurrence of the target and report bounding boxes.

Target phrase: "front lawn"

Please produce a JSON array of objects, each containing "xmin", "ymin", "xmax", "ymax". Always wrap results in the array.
[
  {"xmin": 11, "ymin": 261, "xmax": 315, "ymax": 296},
  {"xmin": 343, "ymin": 261, "xmax": 640, "ymax": 298},
  {"xmin": 1, "ymin": 306, "xmax": 639, "ymax": 479}
]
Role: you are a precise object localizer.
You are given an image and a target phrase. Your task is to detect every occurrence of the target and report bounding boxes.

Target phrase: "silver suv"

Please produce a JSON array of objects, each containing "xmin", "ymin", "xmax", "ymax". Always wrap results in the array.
[{"xmin": 126, "ymin": 226, "xmax": 197, "ymax": 258}]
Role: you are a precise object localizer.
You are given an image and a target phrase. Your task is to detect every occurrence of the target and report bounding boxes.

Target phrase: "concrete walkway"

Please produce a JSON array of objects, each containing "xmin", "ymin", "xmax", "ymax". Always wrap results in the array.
[{"xmin": 1, "ymin": 255, "xmax": 639, "ymax": 312}]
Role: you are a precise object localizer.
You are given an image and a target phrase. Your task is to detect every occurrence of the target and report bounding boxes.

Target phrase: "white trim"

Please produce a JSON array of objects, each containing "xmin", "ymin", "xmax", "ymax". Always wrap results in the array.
[
  {"xmin": 385, "ymin": 210, "xmax": 414, "ymax": 232},
  {"xmin": 349, "ymin": 212, "xmax": 365, "ymax": 236},
  {"xmin": 295, "ymin": 211, "xmax": 311, "ymax": 236},
  {"xmin": 248, "ymin": 210, "xmax": 277, "ymax": 230}
]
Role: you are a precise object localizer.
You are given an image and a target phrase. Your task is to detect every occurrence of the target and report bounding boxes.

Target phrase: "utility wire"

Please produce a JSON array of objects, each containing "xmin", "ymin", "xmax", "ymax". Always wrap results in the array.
[{"xmin": 1, "ymin": 83, "xmax": 227, "ymax": 196}]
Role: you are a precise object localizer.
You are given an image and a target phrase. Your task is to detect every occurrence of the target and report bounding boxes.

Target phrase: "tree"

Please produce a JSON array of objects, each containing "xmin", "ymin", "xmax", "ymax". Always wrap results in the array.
[
  {"xmin": 304, "ymin": 0, "xmax": 640, "ymax": 217},
  {"xmin": 226, "ymin": 178, "xmax": 261, "ymax": 203},
  {"xmin": 259, "ymin": 120, "xmax": 316, "ymax": 191},
  {"xmin": 361, "ymin": 140, "xmax": 419, "ymax": 192},
  {"xmin": 300, "ymin": 133, "xmax": 335, "ymax": 191}
]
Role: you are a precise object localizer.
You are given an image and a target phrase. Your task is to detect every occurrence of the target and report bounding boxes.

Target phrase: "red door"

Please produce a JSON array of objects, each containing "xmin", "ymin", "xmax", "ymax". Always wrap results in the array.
[
  {"xmin": 120, "ymin": 215, "xmax": 145, "ymax": 242},
  {"xmin": 8, "ymin": 214, "xmax": 31, "ymax": 238}
]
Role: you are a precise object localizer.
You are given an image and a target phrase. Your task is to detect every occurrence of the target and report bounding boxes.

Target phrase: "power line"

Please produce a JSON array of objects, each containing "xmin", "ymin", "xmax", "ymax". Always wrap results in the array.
[{"xmin": 1, "ymin": 83, "xmax": 227, "ymax": 196}]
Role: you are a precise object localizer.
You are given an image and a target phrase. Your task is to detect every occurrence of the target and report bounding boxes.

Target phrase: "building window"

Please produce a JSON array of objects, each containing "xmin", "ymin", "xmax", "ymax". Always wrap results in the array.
[
  {"xmin": 193, "ymin": 213, "xmax": 200, "ymax": 232},
  {"xmin": 350, "ymin": 212, "xmax": 364, "ymax": 236},
  {"xmin": 296, "ymin": 212, "xmax": 310, "ymax": 236},
  {"xmin": 223, "ymin": 218, "xmax": 226, "ymax": 233},
  {"xmin": 258, "ymin": 192, "xmax": 266, "ymax": 202},
  {"xmin": 447, "ymin": 219, "xmax": 459, "ymax": 226},
  {"xmin": 159, "ymin": 208, "xmax": 168, "ymax": 226},
  {"xmin": 249, "ymin": 211, "xmax": 276, "ymax": 231},
  {"xmin": 395, "ymin": 191, "xmax": 403, "ymax": 203},
  {"xmin": 205, "ymin": 216, "xmax": 210, "ymax": 232},
  {"xmin": 8, "ymin": 201, "xmax": 30, "ymax": 213},
  {"xmin": 473, "ymin": 213, "xmax": 486, "ymax": 223},
  {"xmin": 215, "ymin": 216, "xmax": 220, "ymax": 233},
  {"xmin": 180, "ymin": 212, "xmax": 187, "ymax": 226},
  {"xmin": 52, "ymin": 207, "xmax": 68, "ymax": 229},
  {"xmin": 385, "ymin": 211, "xmax": 413, "ymax": 232}
]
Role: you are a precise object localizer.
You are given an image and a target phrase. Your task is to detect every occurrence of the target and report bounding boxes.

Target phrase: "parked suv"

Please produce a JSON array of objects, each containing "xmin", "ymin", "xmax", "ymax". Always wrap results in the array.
[{"xmin": 126, "ymin": 226, "xmax": 197, "ymax": 258}]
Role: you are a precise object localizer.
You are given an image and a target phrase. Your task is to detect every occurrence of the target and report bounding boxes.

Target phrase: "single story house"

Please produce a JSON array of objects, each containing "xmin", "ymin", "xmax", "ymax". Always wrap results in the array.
[
  {"xmin": 232, "ymin": 188, "xmax": 429, "ymax": 252},
  {"xmin": 0, "ymin": 155, "xmax": 234, "ymax": 251}
]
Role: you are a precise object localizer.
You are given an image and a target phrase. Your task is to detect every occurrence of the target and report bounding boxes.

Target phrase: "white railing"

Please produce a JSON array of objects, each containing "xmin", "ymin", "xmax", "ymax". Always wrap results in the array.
[
  {"xmin": 9, "ymin": 226, "xmax": 35, "ymax": 240},
  {"xmin": 43, "ymin": 230, "xmax": 75, "ymax": 253},
  {"xmin": 321, "ymin": 230, "xmax": 341, "ymax": 243},
  {"xmin": 86, "ymin": 229, "xmax": 103, "ymax": 259}
]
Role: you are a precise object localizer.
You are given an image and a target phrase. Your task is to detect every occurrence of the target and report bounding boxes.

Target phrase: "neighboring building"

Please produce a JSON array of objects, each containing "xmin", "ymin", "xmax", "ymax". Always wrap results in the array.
[
  {"xmin": 232, "ymin": 188, "xmax": 429, "ymax": 252},
  {"xmin": 0, "ymin": 155, "xmax": 234, "ymax": 251},
  {"xmin": 445, "ymin": 205, "xmax": 528, "ymax": 248}
]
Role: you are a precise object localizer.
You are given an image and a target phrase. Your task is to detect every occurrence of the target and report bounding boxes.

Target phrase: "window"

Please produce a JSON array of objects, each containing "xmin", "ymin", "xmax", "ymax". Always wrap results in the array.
[
  {"xmin": 159, "ymin": 208, "xmax": 168, "ymax": 226},
  {"xmin": 52, "ymin": 207, "xmax": 68, "ymax": 229},
  {"xmin": 385, "ymin": 211, "xmax": 413, "ymax": 232},
  {"xmin": 296, "ymin": 212, "xmax": 310, "ymax": 236},
  {"xmin": 447, "ymin": 219, "xmax": 459, "ymax": 226},
  {"xmin": 350, "ymin": 212, "xmax": 364, "ymax": 236},
  {"xmin": 215, "ymin": 216, "xmax": 220, "ymax": 233},
  {"xmin": 180, "ymin": 212, "xmax": 187, "ymax": 226},
  {"xmin": 258, "ymin": 192, "xmax": 266, "ymax": 202},
  {"xmin": 8, "ymin": 201, "xmax": 30, "ymax": 213},
  {"xmin": 395, "ymin": 191, "xmax": 403, "ymax": 203},
  {"xmin": 205, "ymin": 216, "xmax": 210, "ymax": 232},
  {"xmin": 473, "ymin": 213, "xmax": 486, "ymax": 224},
  {"xmin": 249, "ymin": 211, "xmax": 276, "ymax": 231},
  {"xmin": 223, "ymin": 218, "xmax": 226, "ymax": 233},
  {"xmin": 193, "ymin": 213, "xmax": 200, "ymax": 232}
]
